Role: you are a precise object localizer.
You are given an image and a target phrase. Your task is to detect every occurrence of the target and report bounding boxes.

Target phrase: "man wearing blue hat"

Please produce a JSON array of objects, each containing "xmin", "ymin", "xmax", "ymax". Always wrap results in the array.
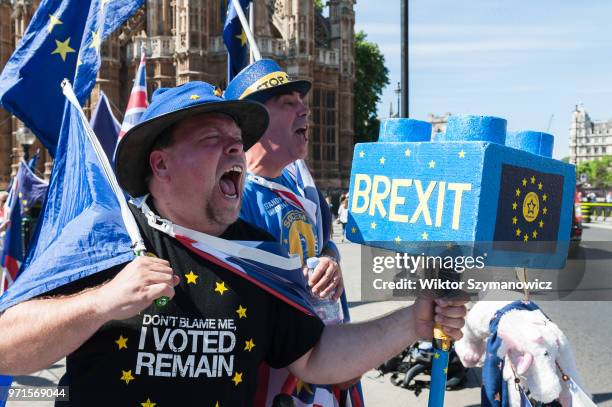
[
  {"xmin": 225, "ymin": 59, "xmax": 342, "ymax": 304},
  {"xmin": 0, "ymin": 81, "xmax": 467, "ymax": 407},
  {"xmin": 225, "ymin": 59, "xmax": 352, "ymax": 405}
]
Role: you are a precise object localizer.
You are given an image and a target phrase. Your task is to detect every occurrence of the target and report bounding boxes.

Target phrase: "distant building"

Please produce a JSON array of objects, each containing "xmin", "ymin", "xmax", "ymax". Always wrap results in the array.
[
  {"xmin": 427, "ymin": 113, "xmax": 451, "ymax": 139},
  {"xmin": 569, "ymin": 104, "xmax": 612, "ymax": 165},
  {"xmin": 0, "ymin": 0, "xmax": 356, "ymax": 192}
]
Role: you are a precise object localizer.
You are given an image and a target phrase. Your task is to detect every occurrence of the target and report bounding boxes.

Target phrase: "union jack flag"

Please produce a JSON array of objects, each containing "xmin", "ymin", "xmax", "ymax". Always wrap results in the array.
[{"xmin": 118, "ymin": 45, "xmax": 148, "ymax": 139}]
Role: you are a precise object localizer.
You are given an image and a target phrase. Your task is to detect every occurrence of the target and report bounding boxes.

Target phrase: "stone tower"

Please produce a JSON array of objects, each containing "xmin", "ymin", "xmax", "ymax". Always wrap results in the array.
[{"xmin": 0, "ymin": 0, "xmax": 13, "ymax": 187}]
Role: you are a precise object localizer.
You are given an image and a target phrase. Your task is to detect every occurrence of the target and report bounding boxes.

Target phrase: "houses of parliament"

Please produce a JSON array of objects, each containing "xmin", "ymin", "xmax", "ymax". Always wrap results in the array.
[{"xmin": 0, "ymin": 0, "xmax": 356, "ymax": 193}]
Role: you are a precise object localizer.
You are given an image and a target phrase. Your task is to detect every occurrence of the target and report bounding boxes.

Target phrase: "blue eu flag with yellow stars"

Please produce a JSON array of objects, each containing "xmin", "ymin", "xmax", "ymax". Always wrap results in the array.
[
  {"xmin": 0, "ymin": 0, "xmax": 144, "ymax": 157},
  {"xmin": 493, "ymin": 164, "xmax": 564, "ymax": 252},
  {"xmin": 223, "ymin": 0, "xmax": 252, "ymax": 81}
]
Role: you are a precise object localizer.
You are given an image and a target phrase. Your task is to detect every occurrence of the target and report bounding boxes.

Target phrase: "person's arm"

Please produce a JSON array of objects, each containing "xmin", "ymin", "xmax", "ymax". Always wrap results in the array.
[
  {"xmin": 0, "ymin": 257, "xmax": 178, "ymax": 375},
  {"xmin": 288, "ymin": 297, "xmax": 466, "ymax": 384}
]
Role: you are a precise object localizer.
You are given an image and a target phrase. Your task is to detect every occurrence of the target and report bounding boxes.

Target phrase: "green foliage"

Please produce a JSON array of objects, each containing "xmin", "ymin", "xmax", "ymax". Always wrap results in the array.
[
  {"xmin": 576, "ymin": 155, "xmax": 612, "ymax": 188},
  {"xmin": 354, "ymin": 30, "xmax": 389, "ymax": 143},
  {"xmin": 560, "ymin": 156, "xmax": 570, "ymax": 163},
  {"xmin": 314, "ymin": 0, "xmax": 325, "ymax": 12}
]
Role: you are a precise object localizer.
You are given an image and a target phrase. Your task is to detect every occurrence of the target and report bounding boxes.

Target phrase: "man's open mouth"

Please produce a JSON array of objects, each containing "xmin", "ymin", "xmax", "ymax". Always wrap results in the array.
[
  {"xmin": 219, "ymin": 165, "xmax": 243, "ymax": 199},
  {"xmin": 295, "ymin": 126, "xmax": 308, "ymax": 142}
]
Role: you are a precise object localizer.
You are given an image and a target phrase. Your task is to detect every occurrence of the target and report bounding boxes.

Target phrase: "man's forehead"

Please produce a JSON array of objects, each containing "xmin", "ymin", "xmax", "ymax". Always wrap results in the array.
[
  {"xmin": 180, "ymin": 112, "xmax": 239, "ymax": 126},
  {"xmin": 265, "ymin": 91, "xmax": 302, "ymax": 105}
]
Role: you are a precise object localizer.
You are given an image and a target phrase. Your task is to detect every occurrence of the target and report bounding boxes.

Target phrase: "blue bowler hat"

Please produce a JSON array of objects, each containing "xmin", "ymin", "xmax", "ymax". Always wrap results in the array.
[
  {"xmin": 224, "ymin": 59, "xmax": 311, "ymax": 103},
  {"xmin": 115, "ymin": 81, "xmax": 268, "ymax": 197}
]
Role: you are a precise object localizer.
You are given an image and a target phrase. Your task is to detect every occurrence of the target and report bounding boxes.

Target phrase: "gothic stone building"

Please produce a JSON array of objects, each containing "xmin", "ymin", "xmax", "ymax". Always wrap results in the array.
[
  {"xmin": 0, "ymin": 0, "xmax": 355, "ymax": 193},
  {"xmin": 569, "ymin": 104, "xmax": 612, "ymax": 165}
]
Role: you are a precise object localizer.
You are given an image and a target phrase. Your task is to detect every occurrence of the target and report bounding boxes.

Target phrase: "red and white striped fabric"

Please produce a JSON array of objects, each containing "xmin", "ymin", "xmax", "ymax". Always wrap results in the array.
[{"xmin": 118, "ymin": 47, "xmax": 148, "ymax": 139}]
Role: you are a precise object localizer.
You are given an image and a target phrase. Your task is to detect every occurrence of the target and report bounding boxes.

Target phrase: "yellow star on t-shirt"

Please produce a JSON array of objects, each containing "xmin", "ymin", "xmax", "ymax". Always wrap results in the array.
[
  {"xmin": 47, "ymin": 14, "xmax": 62, "ymax": 33},
  {"xmin": 433, "ymin": 352, "xmax": 440, "ymax": 359},
  {"xmin": 296, "ymin": 380, "xmax": 314, "ymax": 395},
  {"xmin": 235, "ymin": 30, "xmax": 247, "ymax": 46},
  {"xmin": 190, "ymin": 94, "xmax": 200, "ymax": 100},
  {"xmin": 531, "ymin": 176, "xmax": 536, "ymax": 184},
  {"xmin": 394, "ymin": 236, "xmax": 401, "ymax": 243},
  {"xmin": 370, "ymin": 222, "xmax": 376, "ymax": 229},
  {"xmin": 358, "ymin": 151, "xmax": 365, "ymax": 158},
  {"xmin": 421, "ymin": 232, "xmax": 429, "ymax": 240},
  {"xmin": 428, "ymin": 160, "xmax": 436, "ymax": 168},
  {"xmin": 185, "ymin": 270, "xmax": 199, "ymax": 284},
  {"xmin": 120, "ymin": 369, "xmax": 134, "ymax": 384},
  {"xmin": 244, "ymin": 339, "xmax": 255, "ymax": 351},
  {"xmin": 379, "ymin": 157, "xmax": 385, "ymax": 165},
  {"xmin": 215, "ymin": 281, "xmax": 228, "ymax": 295},
  {"xmin": 232, "ymin": 372, "xmax": 243, "ymax": 386},
  {"xmin": 236, "ymin": 305, "xmax": 247, "ymax": 319},
  {"xmin": 141, "ymin": 398, "xmax": 156, "ymax": 407},
  {"xmin": 458, "ymin": 150, "xmax": 466, "ymax": 158},
  {"xmin": 115, "ymin": 335, "xmax": 128, "ymax": 350},
  {"xmin": 51, "ymin": 38, "xmax": 76, "ymax": 62},
  {"xmin": 405, "ymin": 148, "xmax": 411, "ymax": 157}
]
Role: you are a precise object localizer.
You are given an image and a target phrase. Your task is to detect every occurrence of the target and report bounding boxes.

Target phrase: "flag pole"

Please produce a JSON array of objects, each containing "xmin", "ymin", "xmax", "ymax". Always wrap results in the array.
[
  {"xmin": 59, "ymin": 80, "xmax": 172, "ymax": 307},
  {"xmin": 0, "ymin": 269, "xmax": 6, "ymax": 296},
  {"xmin": 231, "ymin": 0, "xmax": 261, "ymax": 61},
  {"xmin": 248, "ymin": 2, "xmax": 255, "ymax": 64}
]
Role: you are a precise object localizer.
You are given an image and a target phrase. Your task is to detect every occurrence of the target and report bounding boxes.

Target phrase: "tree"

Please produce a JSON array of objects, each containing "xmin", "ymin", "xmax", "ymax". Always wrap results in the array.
[
  {"xmin": 576, "ymin": 155, "xmax": 612, "ymax": 188},
  {"xmin": 354, "ymin": 30, "xmax": 389, "ymax": 143},
  {"xmin": 314, "ymin": 0, "xmax": 325, "ymax": 13}
]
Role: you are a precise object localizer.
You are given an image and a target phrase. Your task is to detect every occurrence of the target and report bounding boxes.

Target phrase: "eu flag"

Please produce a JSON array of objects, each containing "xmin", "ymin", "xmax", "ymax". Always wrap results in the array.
[
  {"xmin": 493, "ymin": 164, "xmax": 564, "ymax": 252},
  {"xmin": 0, "ymin": 162, "xmax": 48, "ymax": 291},
  {"xmin": 223, "ymin": 0, "xmax": 252, "ymax": 81},
  {"xmin": 0, "ymin": 0, "xmax": 144, "ymax": 156},
  {"xmin": 0, "ymin": 85, "xmax": 134, "ymax": 314}
]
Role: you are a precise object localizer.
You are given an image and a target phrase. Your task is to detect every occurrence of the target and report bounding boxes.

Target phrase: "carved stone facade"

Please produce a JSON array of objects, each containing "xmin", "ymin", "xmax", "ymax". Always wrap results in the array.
[
  {"xmin": 0, "ymin": 0, "xmax": 355, "ymax": 192},
  {"xmin": 569, "ymin": 104, "xmax": 612, "ymax": 165}
]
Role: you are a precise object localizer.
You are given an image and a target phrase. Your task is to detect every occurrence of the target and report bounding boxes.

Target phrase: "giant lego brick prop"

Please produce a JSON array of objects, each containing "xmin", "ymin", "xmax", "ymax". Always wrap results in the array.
[{"xmin": 346, "ymin": 115, "xmax": 576, "ymax": 269}]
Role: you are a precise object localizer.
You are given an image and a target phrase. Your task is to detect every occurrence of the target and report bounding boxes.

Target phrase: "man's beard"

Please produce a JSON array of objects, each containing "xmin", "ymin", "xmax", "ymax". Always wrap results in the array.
[{"xmin": 205, "ymin": 199, "xmax": 240, "ymax": 233}]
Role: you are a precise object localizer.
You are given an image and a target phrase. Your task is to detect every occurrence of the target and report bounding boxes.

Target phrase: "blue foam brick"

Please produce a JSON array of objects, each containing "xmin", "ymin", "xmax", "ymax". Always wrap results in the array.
[{"xmin": 347, "ymin": 116, "xmax": 576, "ymax": 269}]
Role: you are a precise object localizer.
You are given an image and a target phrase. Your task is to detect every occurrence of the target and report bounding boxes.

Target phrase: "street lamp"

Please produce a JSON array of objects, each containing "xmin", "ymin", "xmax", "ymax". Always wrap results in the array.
[
  {"xmin": 15, "ymin": 125, "xmax": 36, "ymax": 161},
  {"xmin": 394, "ymin": 82, "xmax": 401, "ymax": 118}
]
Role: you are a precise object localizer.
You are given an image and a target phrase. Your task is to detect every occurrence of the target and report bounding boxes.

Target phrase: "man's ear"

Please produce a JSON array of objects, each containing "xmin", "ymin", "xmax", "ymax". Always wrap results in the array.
[{"xmin": 149, "ymin": 150, "xmax": 171, "ymax": 182}]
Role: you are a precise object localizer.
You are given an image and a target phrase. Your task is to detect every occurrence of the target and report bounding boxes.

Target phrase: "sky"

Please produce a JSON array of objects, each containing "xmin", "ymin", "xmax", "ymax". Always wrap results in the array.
[{"xmin": 354, "ymin": 0, "xmax": 612, "ymax": 159}]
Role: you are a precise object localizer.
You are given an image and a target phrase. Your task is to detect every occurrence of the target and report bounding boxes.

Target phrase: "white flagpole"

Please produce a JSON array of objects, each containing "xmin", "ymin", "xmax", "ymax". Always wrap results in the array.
[
  {"xmin": 61, "ymin": 79, "xmax": 173, "ymax": 306},
  {"xmin": 0, "ymin": 268, "xmax": 6, "ymax": 296},
  {"xmin": 61, "ymin": 79, "xmax": 146, "ymax": 254},
  {"xmin": 231, "ymin": 0, "xmax": 261, "ymax": 61},
  {"xmin": 249, "ymin": 3, "xmax": 255, "ymax": 64}
]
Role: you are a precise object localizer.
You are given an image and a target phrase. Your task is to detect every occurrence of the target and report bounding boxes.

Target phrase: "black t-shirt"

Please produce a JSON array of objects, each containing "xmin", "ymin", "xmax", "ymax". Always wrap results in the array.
[{"xmin": 53, "ymin": 204, "xmax": 324, "ymax": 407}]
